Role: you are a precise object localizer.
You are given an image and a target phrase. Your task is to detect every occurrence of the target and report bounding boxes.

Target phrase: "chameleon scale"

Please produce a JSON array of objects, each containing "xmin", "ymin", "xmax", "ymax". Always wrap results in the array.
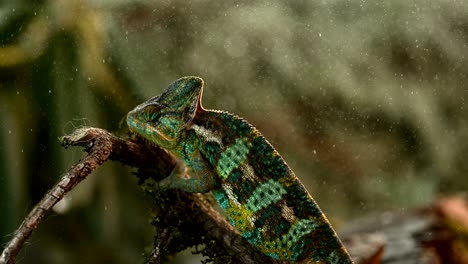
[{"xmin": 127, "ymin": 76, "xmax": 353, "ymax": 263}]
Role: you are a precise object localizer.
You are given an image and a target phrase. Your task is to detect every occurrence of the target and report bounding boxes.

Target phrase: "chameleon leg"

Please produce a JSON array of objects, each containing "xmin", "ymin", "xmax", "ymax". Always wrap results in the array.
[{"xmin": 159, "ymin": 159, "xmax": 217, "ymax": 193}]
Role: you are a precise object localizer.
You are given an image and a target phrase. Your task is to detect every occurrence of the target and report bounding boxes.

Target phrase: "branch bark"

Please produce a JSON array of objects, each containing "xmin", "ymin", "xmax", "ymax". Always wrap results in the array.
[{"xmin": 0, "ymin": 128, "xmax": 112, "ymax": 264}]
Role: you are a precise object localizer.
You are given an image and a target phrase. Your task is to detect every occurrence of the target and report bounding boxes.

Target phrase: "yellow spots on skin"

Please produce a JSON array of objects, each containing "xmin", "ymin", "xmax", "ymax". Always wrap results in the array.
[
  {"xmin": 225, "ymin": 198, "xmax": 256, "ymax": 233},
  {"xmin": 261, "ymin": 219, "xmax": 317, "ymax": 258},
  {"xmin": 278, "ymin": 174, "xmax": 298, "ymax": 188},
  {"xmin": 222, "ymin": 183, "xmax": 241, "ymax": 207},
  {"xmin": 217, "ymin": 138, "xmax": 251, "ymax": 180}
]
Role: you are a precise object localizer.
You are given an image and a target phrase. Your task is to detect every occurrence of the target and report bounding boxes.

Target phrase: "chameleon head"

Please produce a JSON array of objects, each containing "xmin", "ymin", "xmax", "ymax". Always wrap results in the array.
[{"xmin": 127, "ymin": 76, "xmax": 204, "ymax": 149}]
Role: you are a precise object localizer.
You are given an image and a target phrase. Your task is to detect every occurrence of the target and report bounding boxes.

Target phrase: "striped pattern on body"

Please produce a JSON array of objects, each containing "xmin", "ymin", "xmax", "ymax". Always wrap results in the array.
[{"xmin": 190, "ymin": 111, "xmax": 349, "ymax": 262}]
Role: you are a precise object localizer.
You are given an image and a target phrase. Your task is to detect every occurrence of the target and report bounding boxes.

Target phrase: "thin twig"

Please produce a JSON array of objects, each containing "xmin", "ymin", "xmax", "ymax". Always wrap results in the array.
[{"xmin": 0, "ymin": 128, "xmax": 112, "ymax": 264}]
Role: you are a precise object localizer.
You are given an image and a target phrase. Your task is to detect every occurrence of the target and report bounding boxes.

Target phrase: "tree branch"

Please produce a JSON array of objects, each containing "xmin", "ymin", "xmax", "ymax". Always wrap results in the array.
[
  {"xmin": 0, "ymin": 127, "xmax": 277, "ymax": 264},
  {"xmin": 0, "ymin": 128, "xmax": 112, "ymax": 264}
]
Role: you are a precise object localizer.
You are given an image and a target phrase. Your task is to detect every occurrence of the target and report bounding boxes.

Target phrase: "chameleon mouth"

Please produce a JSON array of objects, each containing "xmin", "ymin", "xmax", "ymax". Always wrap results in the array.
[
  {"xmin": 127, "ymin": 115, "xmax": 176, "ymax": 143},
  {"xmin": 129, "ymin": 130, "xmax": 161, "ymax": 149}
]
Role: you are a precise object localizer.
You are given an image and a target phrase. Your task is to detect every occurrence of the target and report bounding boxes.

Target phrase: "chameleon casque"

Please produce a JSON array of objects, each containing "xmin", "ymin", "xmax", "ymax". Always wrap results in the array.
[{"xmin": 126, "ymin": 76, "xmax": 353, "ymax": 263}]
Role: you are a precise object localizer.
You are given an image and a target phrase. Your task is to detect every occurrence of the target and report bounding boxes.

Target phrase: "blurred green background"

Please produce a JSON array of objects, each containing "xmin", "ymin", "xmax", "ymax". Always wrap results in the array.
[{"xmin": 1, "ymin": 0, "xmax": 467, "ymax": 263}]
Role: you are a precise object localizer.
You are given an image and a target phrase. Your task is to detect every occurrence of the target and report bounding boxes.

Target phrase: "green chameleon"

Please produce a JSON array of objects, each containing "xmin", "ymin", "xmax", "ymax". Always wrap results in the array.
[{"xmin": 127, "ymin": 76, "xmax": 353, "ymax": 263}]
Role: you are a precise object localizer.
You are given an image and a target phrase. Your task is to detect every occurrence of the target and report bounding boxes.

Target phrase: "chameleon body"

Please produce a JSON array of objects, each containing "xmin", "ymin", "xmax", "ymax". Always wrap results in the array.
[{"xmin": 127, "ymin": 76, "xmax": 353, "ymax": 263}]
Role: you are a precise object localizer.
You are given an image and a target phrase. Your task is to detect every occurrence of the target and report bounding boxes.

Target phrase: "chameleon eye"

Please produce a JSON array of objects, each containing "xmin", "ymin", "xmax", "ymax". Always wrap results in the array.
[
  {"xmin": 144, "ymin": 111, "xmax": 160, "ymax": 123},
  {"xmin": 142, "ymin": 105, "xmax": 164, "ymax": 122}
]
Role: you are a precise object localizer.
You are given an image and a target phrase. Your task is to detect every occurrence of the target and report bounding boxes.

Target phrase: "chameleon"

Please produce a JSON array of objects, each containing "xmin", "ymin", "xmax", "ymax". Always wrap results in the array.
[{"xmin": 126, "ymin": 76, "xmax": 354, "ymax": 263}]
